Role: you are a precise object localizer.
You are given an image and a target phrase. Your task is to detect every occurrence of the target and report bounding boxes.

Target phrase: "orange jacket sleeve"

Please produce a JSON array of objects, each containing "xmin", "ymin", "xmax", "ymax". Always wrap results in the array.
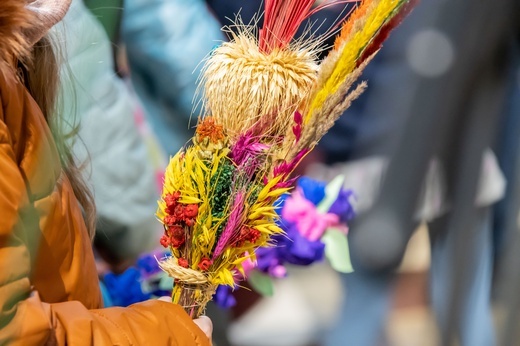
[{"xmin": 0, "ymin": 77, "xmax": 209, "ymax": 346}]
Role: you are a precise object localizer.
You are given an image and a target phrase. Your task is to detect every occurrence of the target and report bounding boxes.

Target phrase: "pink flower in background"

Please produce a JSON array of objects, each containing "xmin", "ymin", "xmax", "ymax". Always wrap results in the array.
[
  {"xmin": 242, "ymin": 255, "xmax": 256, "ymax": 277},
  {"xmin": 282, "ymin": 188, "xmax": 340, "ymax": 241}
]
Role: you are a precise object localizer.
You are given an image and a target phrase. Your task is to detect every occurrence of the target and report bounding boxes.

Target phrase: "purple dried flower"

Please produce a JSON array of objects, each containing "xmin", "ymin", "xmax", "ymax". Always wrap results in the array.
[{"xmin": 230, "ymin": 131, "xmax": 269, "ymax": 166}]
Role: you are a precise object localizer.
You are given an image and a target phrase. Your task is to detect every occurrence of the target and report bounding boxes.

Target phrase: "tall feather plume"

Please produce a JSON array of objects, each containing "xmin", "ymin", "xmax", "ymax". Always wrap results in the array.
[
  {"xmin": 357, "ymin": 0, "xmax": 417, "ymax": 65},
  {"xmin": 316, "ymin": 0, "xmax": 377, "ymax": 84},
  {"xmin": 259, "ymin": 0, "xmax": 359, "ymax": 53},
  {"xmin": 292, "ymin": 54, "xmax": 373, "ymax": 156},
  {"xmin": 333, "ymin": 0, "xmax": 376, "ymax": 50},
  {"xmin": 260, "ymin": 0, "xmax": 316, "ymax": 53},
  {"xmin": 304, "ymin": 0, "xmax": 414, "ymax": 124},
  {"xmin": 284, "ymin": 0, "xmax": 416, "ymax": 158}
]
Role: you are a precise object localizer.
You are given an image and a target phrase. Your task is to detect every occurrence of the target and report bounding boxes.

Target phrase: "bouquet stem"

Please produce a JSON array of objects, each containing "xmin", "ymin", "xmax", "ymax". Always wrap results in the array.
[{"xmin": 172, "ymin": 282, "xmax": 217, "ymax": 319}]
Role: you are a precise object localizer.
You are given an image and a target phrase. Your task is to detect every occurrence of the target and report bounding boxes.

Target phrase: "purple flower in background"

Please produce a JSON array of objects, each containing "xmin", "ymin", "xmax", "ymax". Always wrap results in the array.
[
  {"xmin": 253, "ymin": 176, "xmax": 352, "ymax": 275},
  {"xmin": 254, "ymin": 220, "xmax": 325, "ymax": 274},
  {"xmin": 213, "ymin": 285, "xmax": 237, "ymax": 309},
  {"xmin": 278, "ymin": 221, "xmax": 325, "ymax": 265},
  {"xmin": 255, "ymin": 244, "xmax": 287, "ymax": 278},
  {"xmin": 329, "ymin": 188, "xmax": 356, "ymax": 222},
  {"xmin": 136, "ymin": 251, "xmax": 172, "ymax": 297},
  {"xmin": 231, "ymin": 176, "xmax": 354, "ymax": 303}
]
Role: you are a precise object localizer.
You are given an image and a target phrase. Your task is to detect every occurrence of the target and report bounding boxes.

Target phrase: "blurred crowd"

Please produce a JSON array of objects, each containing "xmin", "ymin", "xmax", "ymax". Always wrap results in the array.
[
  {"xmin": 2, "ymin": 0, "xmax": 520, "ymax": 345},
  {"xmin": 54, "ymin": 0, "xmax": 520, "ymax": 344}
]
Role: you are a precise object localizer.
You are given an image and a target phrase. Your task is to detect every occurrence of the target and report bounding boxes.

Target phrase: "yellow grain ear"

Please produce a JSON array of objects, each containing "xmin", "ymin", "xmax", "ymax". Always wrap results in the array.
[{"xmin": 305, "ymin": 0, "xmax": 405, "ymax": 124}]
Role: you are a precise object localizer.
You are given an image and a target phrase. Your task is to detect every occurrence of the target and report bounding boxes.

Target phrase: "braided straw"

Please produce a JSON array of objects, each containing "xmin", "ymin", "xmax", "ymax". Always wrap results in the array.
[
  {"xmin": 158, "ymin": 257, "xmax": 208, "ymax": 284},
  {"xmin": 158, "ymin": 257, "xmax": 217, "ymax": 318}
]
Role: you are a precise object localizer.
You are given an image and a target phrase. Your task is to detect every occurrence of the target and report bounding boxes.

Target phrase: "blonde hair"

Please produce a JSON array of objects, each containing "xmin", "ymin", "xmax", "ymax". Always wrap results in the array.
[{"xmin": 21, "ymin": 36, "xmax": 96, "ymax": 239}]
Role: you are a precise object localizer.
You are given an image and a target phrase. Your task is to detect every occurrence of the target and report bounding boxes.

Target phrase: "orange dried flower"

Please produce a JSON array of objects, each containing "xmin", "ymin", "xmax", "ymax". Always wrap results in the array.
[{"xmin": 196, "ymin": 117, "xmax": 225, "ymax": 143}]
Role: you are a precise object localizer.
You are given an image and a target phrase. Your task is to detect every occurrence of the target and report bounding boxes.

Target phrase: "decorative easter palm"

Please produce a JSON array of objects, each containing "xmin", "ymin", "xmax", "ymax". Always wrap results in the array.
[{"xmin": 157, "ymin": 0, "xmax": 416, "ymax": 318}]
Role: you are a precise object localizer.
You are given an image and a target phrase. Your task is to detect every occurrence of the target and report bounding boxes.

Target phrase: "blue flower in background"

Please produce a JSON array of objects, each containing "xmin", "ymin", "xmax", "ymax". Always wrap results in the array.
[
  {"xmin": 255, "ymin": 241, "xmax": 286, "ymax": 277},
  {"xmin": 298, "ymin": 176, "xmax": 326, "ymax": 205},
  {"xmin": 103, "ymin": 268, "xmax": 151, "ymax": 307},
  {"xmin": 137, "ymin": 254, "xmax": 161, "ymax": 278}
]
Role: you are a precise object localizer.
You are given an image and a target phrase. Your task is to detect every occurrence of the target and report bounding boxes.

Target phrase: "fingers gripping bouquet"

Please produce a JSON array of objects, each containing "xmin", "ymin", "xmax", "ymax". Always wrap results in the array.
[{"xmin": 156, "ymin": 0, "xmax": 416, "ymax": 318}]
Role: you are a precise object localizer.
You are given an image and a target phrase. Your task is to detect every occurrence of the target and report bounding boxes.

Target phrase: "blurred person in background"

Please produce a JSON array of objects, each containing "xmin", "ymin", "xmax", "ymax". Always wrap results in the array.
[
  {"xmin": 0, "ymin": 0, "xmax": 212, "ymax": 344},
  {"xmin": 53, "ymin": 0, "xmax": 161, "ymax": 276},
  {"xmin": 308, "ymin": 0, "xmax": 517, "ymax": 345},
  {"xmin": 122, "ymin": 0, "xmax": 225, "ymax": 156}
]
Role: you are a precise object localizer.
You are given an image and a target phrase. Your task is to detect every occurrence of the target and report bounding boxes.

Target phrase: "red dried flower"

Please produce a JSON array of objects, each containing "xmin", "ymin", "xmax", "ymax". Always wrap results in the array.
[
  {"xmin": 239, "ymin": 226, "xmax": 249, "ymax": 238},
  {"xmin": 232, "ymin": 227, "xmax": 248, "ymax": 247},
  {"xmin": 170, "ymin": 236, "xmax": 185, "ymax": 248},
  {"xmin": 169, "ymin": 225, "xmax": 185, "ymax": 248},
  {"xmin": 160, "ymin": 235, "xmax": 170, "ymax": 248},
  {"xmin": 184, "ymin": 204, "xmax": 199, "ymax": 218},
  {"xmin": 235, "ymin": 226, "xmax": 261, "ymax": 246},
  {"xmin": 170, "ymin": 225, "xmax": 184, "ymax": 236},
  {"xmin": 173, "ymin": 204, "xmax": 185, "ymax": 220},
  {"xmin": 178, "ymin": 258, "xmax": 189, "ymax": 268},
  {"xmin": 246, "ymin": 229, "xmax": 261, "ymax": 243},
  {"xmin": 165, "ymin": 205, "xmax": 175, "ymax": 215},
  {"xmin": 163, "ymin": 215, "xmax": 177, "ymax": 227},
  {"xmin": 164, "ymin": 191, "xmax": 181, "ymax": 214},
  {"xmin": 164, "ymin": 194, "xmax": 176, "ymax": 208},
  {"xmin": 185, "ymin": 218, "xmax": 195, "ymax": 227},
  {"xmin": 198, "ymin": 257, "xmax": 212, "ymax": 271}
]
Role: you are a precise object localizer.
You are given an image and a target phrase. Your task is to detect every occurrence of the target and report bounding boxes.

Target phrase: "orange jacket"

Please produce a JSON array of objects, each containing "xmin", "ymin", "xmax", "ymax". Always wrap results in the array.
[{"xmin": 0, "ymin": 48, "xmax": 209, "ymax": 346}]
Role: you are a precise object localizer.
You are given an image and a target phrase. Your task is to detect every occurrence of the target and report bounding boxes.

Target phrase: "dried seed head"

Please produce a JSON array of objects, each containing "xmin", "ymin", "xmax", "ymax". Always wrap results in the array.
[{"xmin": 201, "ymin": 34, "xmax": 318, "ymax": 140}]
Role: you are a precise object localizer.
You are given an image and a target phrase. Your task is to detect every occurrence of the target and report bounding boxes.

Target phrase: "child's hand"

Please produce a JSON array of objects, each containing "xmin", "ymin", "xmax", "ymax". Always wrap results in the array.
[{"xmin": 193, "ymin": 316, "xmax": 213, "ymax": 341}]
